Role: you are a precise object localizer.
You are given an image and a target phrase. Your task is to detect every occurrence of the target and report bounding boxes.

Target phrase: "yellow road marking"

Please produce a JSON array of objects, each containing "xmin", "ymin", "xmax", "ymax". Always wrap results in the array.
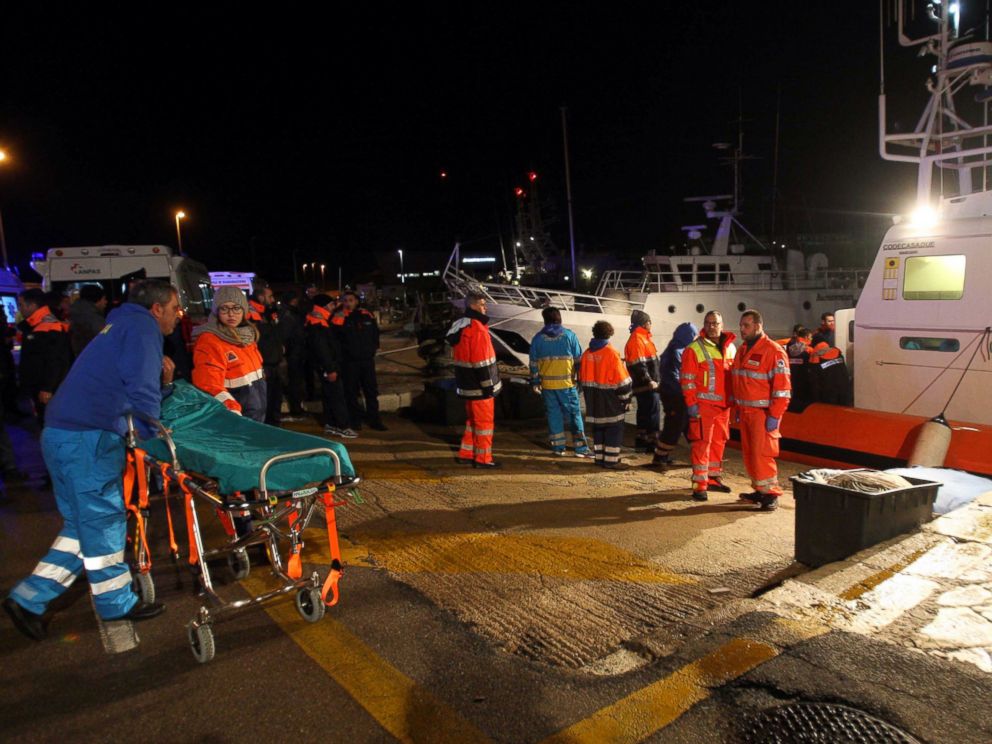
[
  {"xmin": 837, "ymin": 548, "xmax": 929, "ymax": 601},
  {"xmin": 242, "ymin": 572, "xmax": 491, "ymax": 744},
  {"xmin": 540, "ymin": 638, "xmax": 778, "ymax": 744},
  {"xmin": 357, "ymin": 532, "xmax": 694, "ymax": 584}
]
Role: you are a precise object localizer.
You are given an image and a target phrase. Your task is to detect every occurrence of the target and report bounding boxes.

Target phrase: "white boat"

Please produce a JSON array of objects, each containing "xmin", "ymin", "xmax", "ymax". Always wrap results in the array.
[
  {"xmin": 445, "ymin": 196, "xmax": 866, "ymax": 367},
  {"xmin": 844, "ymin": 0, "xmax": 992, "ymax": 428}
]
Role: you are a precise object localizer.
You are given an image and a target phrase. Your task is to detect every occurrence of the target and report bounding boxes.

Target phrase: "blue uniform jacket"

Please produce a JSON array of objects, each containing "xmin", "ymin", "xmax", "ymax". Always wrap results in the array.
[
  {"xmin": 45, "ymin": 302, "xmax": 167, "ymax": 438},
  {"xmin": 659, "ymin": 322, "xmax": 699, "ymax": 397},
  {"xmin": 529, "ymin": 325, "xmax": 583, "ymax": 389}
]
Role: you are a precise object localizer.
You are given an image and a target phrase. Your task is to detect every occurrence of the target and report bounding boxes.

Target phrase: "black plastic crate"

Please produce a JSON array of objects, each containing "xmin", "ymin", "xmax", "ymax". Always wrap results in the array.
[{"xmin": 791, "ymin": 474, "xmax": 940, "ymax": 568}]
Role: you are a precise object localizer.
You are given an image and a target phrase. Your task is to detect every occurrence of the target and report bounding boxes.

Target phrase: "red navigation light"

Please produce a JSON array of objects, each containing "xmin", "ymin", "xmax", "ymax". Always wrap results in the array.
[
  {"xmin": 528, "ymin": 171, "xmax": 538, "ymax": 182},
  {"xmin": 514, "ymin": 187, "xmax": 526, "ymax": 198}
]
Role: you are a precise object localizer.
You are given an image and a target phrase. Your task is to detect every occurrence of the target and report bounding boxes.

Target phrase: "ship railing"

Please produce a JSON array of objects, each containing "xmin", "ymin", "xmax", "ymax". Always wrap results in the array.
[
  {"xmin": 596, "ymin": 267, "xmax": 869, "ymax": 294},
  {"xmin": 444, "ymin": 263, "xmax": 645, "ymax": 315}
]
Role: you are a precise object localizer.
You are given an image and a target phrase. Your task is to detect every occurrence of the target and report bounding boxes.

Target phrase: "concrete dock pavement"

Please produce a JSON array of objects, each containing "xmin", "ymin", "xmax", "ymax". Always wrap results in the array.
[{"xmin": 3, "ymin": 410, "xmax": 992, "ymax": 743}]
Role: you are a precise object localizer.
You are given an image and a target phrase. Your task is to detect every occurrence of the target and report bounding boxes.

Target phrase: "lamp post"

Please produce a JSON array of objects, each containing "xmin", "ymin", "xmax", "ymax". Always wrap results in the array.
[
  {"xmin": 175, "ymin": 210, "xmax": 186, "ymax": 256},
  {"xmin": 0, "ymin": 149, "xmax": 8, "ymax": 269},
  {"xmin": 320, "ymin": 263, "xmax": 326, "ymax": 287},
  {"xmin": 398, "ymin": 248, "xmax": 404, "ymax": 284},
  {"xmin": 301, "ymin": 263, "xmax": 308, "ymax": 281}
]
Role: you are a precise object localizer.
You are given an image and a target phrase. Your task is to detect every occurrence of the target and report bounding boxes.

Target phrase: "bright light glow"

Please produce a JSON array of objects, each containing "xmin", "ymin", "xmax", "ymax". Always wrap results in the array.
[
  {"xmin": 0, "ymin": 150, "xmax": 7, "ymax": 162},
  {"xmin": 176, "ymin": 211, "xmax": 186, "ymax": 219},
  {"xmin": 515, "ymin": 241, "xmax": 521, "ymax": 247},
  {"xmin": 581, "ymin": 268, "xmax": 593, "ymax": 280},
  {"xmin": 463, "ymin": 257, "xmax": 496, "ymax": 264},
  {"xmin": 563, "ymin": 275, "xmax": 570, "ymax": 281},
  {"xmin": 909, "ymin": 205, "xmax": 939, "ymax": 227}
]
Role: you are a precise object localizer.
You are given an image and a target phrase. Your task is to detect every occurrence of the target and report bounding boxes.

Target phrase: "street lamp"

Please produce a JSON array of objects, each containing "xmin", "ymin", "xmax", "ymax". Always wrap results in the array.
[
  {"xmin": 320, "ymin": 263, "xmax": 326, "ymax": 287},
  {"xmin": 301, "ymin": 263, "xmax": 308, "ymax": 281},
  {"xmin": 175, "ymin": 210, "xmax": 186, "ymax": 255},
  {"xmin": 0, "ymin": 149, "xmax": 8, "ymax": 268},
  {"xmin": 398, "ymin": 249, "xmax": 404, "ymax": 283}
]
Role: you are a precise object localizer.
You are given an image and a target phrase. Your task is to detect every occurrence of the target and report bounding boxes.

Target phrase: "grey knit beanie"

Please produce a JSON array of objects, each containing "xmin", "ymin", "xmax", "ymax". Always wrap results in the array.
[
  {"xmin": 212, "ymin": 286, "xmax": 250, "ymax": 316},
  {"xmin": 631, "ymin": 309, "xmax": 651, "ymax": 328}
]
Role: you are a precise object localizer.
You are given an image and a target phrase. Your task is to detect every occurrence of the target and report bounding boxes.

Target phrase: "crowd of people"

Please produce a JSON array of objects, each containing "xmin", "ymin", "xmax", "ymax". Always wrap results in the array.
[
  {"xmin": 522, "ymin": 304, "xmax": 848, "ymax": 512},
  {"xmin": 5, "ymin": 282, "xmax": 387, "ymax": 442}
]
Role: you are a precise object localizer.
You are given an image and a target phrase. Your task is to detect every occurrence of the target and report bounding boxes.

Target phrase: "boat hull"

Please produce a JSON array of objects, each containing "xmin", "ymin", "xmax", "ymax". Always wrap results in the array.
[{"xmin": 729, "ymin": 403, "xmax": 992, "ymax": 477}]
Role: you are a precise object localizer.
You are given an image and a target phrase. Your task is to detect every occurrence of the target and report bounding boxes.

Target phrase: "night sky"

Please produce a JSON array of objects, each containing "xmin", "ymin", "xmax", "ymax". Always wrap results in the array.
[{"xmin": 0, "ymin": 3, "xmax": 944, "ymax": 283}]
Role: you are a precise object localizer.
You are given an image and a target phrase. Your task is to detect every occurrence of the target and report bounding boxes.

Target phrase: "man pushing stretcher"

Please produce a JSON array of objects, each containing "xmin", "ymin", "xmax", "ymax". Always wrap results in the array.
[{"xmin": 4, "ymin": 280, "xmax": 179, "ymax": 640}]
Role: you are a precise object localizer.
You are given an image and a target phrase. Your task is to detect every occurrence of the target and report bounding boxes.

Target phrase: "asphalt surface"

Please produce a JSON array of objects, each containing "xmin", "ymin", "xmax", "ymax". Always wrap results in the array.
[{"xmin": 2, "ymin": 411, "xmax": 991, "ymax": 743}]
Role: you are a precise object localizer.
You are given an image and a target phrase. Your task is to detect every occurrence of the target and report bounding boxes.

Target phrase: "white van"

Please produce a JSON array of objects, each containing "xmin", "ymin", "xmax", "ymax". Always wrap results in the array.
[{"xmin": 30, "ymin": 245, "xmax": 213, "ymax": 319}]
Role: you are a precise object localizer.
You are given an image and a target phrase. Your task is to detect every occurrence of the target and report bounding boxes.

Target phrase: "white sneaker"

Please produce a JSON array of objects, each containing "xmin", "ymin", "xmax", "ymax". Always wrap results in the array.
[
  {"xmin": 552, "ymin": 450, "xmax": 565, "ymax": 457},
  {"xmin": 339, "ymin": 428, "xmax": 359, "ymax": 439}
]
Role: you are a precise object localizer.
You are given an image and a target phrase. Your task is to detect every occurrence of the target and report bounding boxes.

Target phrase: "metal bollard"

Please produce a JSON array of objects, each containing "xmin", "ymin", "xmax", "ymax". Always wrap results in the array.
[{"xmin": 91, "ymin": 596, "xmax": 140, "ymax": 653}]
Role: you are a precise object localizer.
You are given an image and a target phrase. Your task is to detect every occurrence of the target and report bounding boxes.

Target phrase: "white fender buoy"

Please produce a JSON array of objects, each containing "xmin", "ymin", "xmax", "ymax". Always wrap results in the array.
[{"xmin": 908, "ymin": 414, "xmax": 952, "ymax": 468}]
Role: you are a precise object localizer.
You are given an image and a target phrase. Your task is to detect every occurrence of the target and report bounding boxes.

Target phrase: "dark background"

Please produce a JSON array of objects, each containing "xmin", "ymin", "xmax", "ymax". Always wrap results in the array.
[{"xmin": 0, "ymin": 3, "xmax": 951, "ymax": 283}]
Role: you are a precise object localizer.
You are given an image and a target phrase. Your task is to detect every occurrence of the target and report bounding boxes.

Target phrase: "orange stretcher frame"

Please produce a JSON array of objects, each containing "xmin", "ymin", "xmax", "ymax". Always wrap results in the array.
[{"xmin": 123, "ymin": 415, "xmax": 360, "ymax": 664}]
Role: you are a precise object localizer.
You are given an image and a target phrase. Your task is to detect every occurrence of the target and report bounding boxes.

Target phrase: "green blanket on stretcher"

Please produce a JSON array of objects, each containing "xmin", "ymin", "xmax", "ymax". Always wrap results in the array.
[{"xmin": 140, "ymin": 381, "xmax": 355, "ymax": 494}]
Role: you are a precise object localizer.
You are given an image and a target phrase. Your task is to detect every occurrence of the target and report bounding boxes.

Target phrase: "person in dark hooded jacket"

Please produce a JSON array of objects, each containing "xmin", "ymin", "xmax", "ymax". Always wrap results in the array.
[
  {"xmin": 68, "ymin": 284, "xmax": 108, "ymax": 356},
  {"xmin": 17, "ymin": 289, "xmax": 71, "ymax": 423},
  {"xmin": 654, "ymin": 321, "xmax": 698, "ymax": 464}
]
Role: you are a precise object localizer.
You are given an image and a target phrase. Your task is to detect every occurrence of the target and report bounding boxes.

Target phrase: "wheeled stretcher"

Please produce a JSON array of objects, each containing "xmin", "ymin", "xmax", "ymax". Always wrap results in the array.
[{"xmin": 123, "ymin": 381, "xmax": 360, "ymax": 663}]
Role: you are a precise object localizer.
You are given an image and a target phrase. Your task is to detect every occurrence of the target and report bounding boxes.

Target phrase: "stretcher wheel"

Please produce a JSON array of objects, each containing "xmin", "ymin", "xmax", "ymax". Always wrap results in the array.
[
  {"xmin": 188, "ymin": 623, "xmax": 215, "ymax": 664},
  {"xmin": 227, "ymin": 548, "xmax": 250, "ymax": 580},
  {"xmin": 132, "ymin": 572, "xmax": 156, "ymax": 605},
  {"xmin": 295, "ymin": 587, "xmax": 325, "ymax": 623}
]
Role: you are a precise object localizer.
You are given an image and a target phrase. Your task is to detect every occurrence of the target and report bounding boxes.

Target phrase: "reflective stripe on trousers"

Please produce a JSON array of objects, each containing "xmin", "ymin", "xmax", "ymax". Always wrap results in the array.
[
  {"xmin": 689, "ymin": 404, "xmax": 731, "ymax": 492},
  {"xmin": 10, "ymin": 428, "xmax": 137, "ymax": 619},
  {"xmin": 542, "ymin": 387, "xmax": 588, "ymax": 453},
  {"xmin": 738, "ymin": 408, "xmax": 782, "ymax": 496},
  {"xmin": 459, "ymin": 399, "xmax": 495, "ymax": 464}
]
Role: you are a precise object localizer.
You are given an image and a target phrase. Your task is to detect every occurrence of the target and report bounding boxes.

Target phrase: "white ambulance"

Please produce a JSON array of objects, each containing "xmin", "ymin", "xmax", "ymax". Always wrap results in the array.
[{"xmin": 30, "ymin": 245, "xmax": 213, "ymax": 319}]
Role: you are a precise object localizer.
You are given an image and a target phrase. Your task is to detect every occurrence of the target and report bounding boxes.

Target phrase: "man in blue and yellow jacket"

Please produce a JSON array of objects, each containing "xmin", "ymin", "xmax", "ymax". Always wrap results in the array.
[
  {"xmin": 5, "ymin": 280, "xmax": 178, "ymax": 641},
  {"xmin": 529, "ymin": 307, "xmax": 589, "ymax": 457}
]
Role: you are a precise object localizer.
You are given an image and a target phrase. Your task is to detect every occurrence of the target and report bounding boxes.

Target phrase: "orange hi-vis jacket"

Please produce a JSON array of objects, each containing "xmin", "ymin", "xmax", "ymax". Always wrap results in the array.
[
  {"xmin": 247, "ymin": 300, "xmax": 265, "ymax": 322},
  {"xmin": 579, "ymin": 342, "xmax": 633, "ymax": 424},
  {"xmin": 776, "ymin": 336, "xmax": 813, "ymax": 369},
  {"xmin": 624, "ymin": 326, "xmax": 661, "ymax": 393},
  {"xmin": 446, "ymin": 309, "xmax": 502, "ymax": 399},
  {"xmin": 808, "ymin": 340, "xmax": 844, "ymax": 370},
  {"xmin": 682, "ymin": 331, "xmax": 737, "ymax": 408},
  {"xmin": 192, "ymin": 331, "xmax": 265, "ymax": 412},
  {"xmin": 730, "ymin": 333, "xmax": 791, "ymax": 418}
]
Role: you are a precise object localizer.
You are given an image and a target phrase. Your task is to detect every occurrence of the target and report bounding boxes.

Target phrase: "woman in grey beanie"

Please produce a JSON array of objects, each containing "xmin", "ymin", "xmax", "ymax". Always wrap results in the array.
[{"xmin": 191, "ymin": 286, "xmax": 267, "ymax": 421}]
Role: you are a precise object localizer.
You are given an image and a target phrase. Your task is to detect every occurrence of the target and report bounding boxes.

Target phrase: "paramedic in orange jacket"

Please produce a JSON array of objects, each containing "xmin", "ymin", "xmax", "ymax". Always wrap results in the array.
[
  {"xmin": 192, "ymin": 286, "xmax": 267, "ymax": 421},
  {"xmin": 579, "ymin": 321, "xmax": 633, "ymax": 469},
  {"xmin": 446, "ymin": 291, "xmax": 502, "ymax": 468},
  {"xmin": 682, "ymin": 311, "xmax": 736, "ymax": 501},
  {"xmin": 731, "ymin": 309, "xmax": 791, "ymax": 511}
]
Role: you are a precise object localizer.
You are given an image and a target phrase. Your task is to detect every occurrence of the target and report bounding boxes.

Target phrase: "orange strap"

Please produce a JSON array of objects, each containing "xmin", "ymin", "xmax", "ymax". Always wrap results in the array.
[
  {"xmin": 159, "ymin": 463, "xmax": 179, "ymax": 557},
  {"xmin": 287, "ymin": 507, "xmax": 303, "ymax": 580},
  {"xmin": 134, "ymin": 449, "xmax": 149, "ymax": 508},
  {"xmin": 176, "ymin": 473, "xmax": 199, "ymax": 566},
  {"xmin": 123, "ymin": 451, "xmax": 152, "ymax": 572},
  {"xmin": 320, "ymin": 486, "xmax": 343, "ymax": 607}
]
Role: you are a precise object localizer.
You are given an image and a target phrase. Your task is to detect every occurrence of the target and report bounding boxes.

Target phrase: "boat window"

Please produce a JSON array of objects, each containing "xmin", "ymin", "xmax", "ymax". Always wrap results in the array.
[
  {"xmin": 676, "ymin": 264, "xmax": 694, "ymax": 284},
  {"xmin": 696, "ymin": 264, "xmax": 716, "ymax": 284},
  {"xmin": 903, "ymin": 255, "xmax": 965, "ymax": 300},
  {"xmin": 719, "ymin": 263, "xmax": 731, "ymax": 282},
  {"xmin": 899, "ymin": 337, "xmax": 960, "ymax": 352}
]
